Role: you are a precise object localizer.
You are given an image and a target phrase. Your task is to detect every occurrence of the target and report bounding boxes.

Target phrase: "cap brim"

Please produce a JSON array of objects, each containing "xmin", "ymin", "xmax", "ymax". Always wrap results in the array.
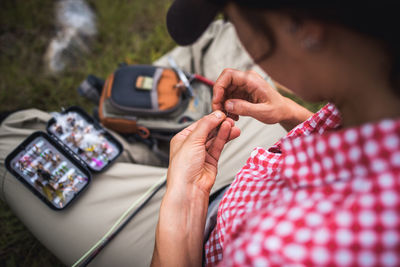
[{"xmin": 167, "ymin": 0, "xmax": 221, "ymax": 46}]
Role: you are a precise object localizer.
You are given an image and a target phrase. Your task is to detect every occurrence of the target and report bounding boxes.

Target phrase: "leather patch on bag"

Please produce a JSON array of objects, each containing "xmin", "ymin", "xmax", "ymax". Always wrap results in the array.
[{"xmin": 101, "ymin": 117, "xmax": 138, "ymax": 134}]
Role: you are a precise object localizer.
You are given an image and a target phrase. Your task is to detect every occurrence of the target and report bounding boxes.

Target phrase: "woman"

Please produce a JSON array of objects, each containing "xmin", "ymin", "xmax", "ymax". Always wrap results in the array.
[
  {"xmin": 152, "ymin": 0, "xmax": 400, "ymax": 266},
  {"xmin": 0, "ymin": 19, "xmax": 287, "ymax": 266}
]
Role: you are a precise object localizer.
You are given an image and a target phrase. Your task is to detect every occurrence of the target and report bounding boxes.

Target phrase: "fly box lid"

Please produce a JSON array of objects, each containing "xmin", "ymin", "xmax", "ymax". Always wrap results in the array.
[{"xmin": 5, "ymin": 106, "xmax": 123, "ymax": 210}]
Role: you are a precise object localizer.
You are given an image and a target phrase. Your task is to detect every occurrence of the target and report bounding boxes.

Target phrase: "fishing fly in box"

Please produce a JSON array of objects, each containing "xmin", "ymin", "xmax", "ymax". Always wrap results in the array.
[{"xmin": 5, "ymin": 107, "xmax": 123, "ymax": 210}]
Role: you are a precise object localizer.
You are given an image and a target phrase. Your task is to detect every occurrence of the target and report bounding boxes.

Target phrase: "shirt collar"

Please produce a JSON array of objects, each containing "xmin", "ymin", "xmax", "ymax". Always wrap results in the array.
[{"xmin": 280, "ymin": 105, "xmax": 400, "ymax": 188}]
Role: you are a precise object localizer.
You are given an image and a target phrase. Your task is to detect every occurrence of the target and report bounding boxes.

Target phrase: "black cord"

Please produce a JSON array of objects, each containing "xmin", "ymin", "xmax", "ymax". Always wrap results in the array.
[{"xmin": 79, "ymin": 179, "xmax": 167, "ymax": 266}]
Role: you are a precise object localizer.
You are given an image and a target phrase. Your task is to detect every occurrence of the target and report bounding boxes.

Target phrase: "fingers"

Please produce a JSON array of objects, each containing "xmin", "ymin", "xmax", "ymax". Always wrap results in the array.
[
  {"xmin": 174, "ymin": 119, "xmax": 199, "ymax": 139},
  {"xmin": 229, "ymin": 126, "xmax": 241, "ymax": 140},
  {"xmin": 205, "ymin": 124, "xmax": 240, "ymax": 150},
  {"xmin": 213, "ymin": 68, "xmax": 258, "ymax": 111},
  {"xmin": 206, "ymin": 121, "xmax": 231, "ymax": 165},
  {"xmin": 205, "ymin": 120, "xmax": 241, "ymax": 165},
  {"xmin": 171, "ymin": 112, "xmax": 239, "ymax": 158},
  {"xmin": 212, "ymin": 69, "xmax": 263, "ymax": 123},
  {"xmin": 169, "ymin": 120, "xmax": 201, "ymax": 157},
  {"xmin": 212, "ymin": 68, "xmax": 238, "ymax": 112},
  {"xmin": 205, "ymin": 117, "xmax": 235, "ymax": 144},
  {"xmin": 188, "ymin": 111, "xmax": 227, "ymax": 143},
  {"xmin": 224, "ymin": 99, "xmax": 266, "ymax": 117}
]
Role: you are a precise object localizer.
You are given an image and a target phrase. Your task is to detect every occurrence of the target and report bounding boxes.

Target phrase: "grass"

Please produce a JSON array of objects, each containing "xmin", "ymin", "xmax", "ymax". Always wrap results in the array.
[
  {"xmin": 0, "ymin": 0, "xmax": 323, "ymax": 266},
  {"xmin": 0, "ymin": 0, "xmax": 175, "ymax": 112},
  {"xmin": 0, "ymin": 0, "xmax": 174, "ymax": 265},
  {"xmin": 0, "ymin": 201, "xmax": 64, "ymax": 266}
]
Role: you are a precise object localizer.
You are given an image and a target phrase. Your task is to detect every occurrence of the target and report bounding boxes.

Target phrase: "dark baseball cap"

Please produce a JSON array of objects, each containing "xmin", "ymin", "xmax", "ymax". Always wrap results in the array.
[
  {"xmin": 166, "ymin": 0, "xmax": 226, "ymax": 46},
  {"xmin": 166, "ymin": 0, "xmax": 302, "ymax": 46},
  {"xmin": 166, "ymin": 1, "xmax": 381, "ymax": 46}
]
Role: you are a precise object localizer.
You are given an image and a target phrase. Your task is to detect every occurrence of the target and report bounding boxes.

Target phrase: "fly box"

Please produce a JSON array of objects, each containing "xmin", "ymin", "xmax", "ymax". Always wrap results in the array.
[{"xmin": 5, "ymin": 106, "xmax": 123, "ymax": 210}]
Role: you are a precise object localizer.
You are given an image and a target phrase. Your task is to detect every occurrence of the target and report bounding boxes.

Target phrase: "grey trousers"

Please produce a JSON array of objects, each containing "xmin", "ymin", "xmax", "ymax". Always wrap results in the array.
[{"xmin": 0, "ymin": 21, "xmax": 286, "ymax": 266}]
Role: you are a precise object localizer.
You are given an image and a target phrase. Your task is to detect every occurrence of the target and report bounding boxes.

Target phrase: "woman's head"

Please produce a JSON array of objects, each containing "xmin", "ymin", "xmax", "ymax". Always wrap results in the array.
[
  {"xmin": 222, "ymin": 1, "xmax": 400, "ymax": 100},
  {"xmin": 167, "ymin": 1, "xmax": 400, "ymax": 123}
]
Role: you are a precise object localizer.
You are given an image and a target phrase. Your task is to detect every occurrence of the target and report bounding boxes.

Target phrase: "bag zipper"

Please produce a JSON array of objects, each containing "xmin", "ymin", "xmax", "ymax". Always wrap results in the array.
[{"xmin": 108, "ymin": 96, "xmax": 189, "ymax": 117}]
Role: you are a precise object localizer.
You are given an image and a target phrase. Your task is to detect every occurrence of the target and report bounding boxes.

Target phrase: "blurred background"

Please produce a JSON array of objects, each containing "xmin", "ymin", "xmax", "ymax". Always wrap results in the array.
[
  {"xmin": 0, "ymin": 0, "xmax": 323, "ymax": 265},
  {"xmin": 0, "ymin": 0, "xmax": 175, "ymax": 112},
  {"xmin": 0, "ymin": 0, "xmax": 174, "ymax": 265}
]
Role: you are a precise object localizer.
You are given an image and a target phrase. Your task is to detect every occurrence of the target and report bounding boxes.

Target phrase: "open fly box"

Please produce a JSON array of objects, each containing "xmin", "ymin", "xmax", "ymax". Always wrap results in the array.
[{"xmin": 5, "ymin": 106, "xmax": 123, "ymax": 210}]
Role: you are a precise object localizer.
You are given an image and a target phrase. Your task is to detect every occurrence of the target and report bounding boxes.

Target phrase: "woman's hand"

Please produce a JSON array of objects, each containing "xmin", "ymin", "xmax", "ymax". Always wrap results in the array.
[
  {"xmin": 212, "ymin": 68, "xmax": 313, "ymax": 130},
  {"xmin": 167, "ymin": 110, "xmax": 240, "ymax": 195},
  {"xmin": 151, "ymin": 111, "xmax": 240, "ymax": 267}
]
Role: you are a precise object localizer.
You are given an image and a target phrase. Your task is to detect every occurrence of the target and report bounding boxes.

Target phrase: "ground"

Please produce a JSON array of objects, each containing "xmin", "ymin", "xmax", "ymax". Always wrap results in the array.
[
  {"xmin": 0, "ymin": 0, "xmax": 174, "ymax": 265},
  {"xmin": 0, "ymin": 0, "xmax": 323, "ymax": 266}
]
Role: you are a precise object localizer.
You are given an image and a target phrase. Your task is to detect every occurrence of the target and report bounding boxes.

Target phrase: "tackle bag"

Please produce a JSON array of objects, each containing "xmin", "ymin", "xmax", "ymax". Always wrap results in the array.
[{"xmin": 98, "ymin": 65, "xmax": 212, "ymax": 140}]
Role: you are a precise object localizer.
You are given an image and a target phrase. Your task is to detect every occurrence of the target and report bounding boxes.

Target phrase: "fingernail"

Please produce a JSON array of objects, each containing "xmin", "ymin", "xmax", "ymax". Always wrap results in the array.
[
  {"xmin": 213, "ymin": 111, "xmax": 223, "ymax": 119},
  {"xmin": 226, "ymin": 101, "xmax": 234, "ymax": 112}
]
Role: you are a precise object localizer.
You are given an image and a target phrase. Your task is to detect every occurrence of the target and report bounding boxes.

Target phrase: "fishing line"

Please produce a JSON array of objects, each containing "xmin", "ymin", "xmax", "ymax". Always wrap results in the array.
[{"xmin": 72, "ymin": 175, "xmax": 167, "ymax": 267}]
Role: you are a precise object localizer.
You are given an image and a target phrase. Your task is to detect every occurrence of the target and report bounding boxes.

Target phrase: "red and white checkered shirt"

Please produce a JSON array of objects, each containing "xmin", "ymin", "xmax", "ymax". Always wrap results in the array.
[{"xmin": 205, "ymin": 103, "xmax": 400, "ymax": 266}]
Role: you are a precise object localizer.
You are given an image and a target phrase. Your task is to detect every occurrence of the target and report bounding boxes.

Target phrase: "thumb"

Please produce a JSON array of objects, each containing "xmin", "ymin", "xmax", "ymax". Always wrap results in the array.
[
  {"xmin": 225, "ymin": 99, "xmax": 265, "ymax": 117},
  {"xmin": 189, "ymin": 111, "xmax": 226, "ymax": 142}
]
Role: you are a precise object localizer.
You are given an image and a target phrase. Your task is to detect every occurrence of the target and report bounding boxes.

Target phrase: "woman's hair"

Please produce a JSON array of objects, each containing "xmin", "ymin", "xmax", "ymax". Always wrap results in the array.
[{"xmin": 224, "ymin": 1, "xmax": 400, "ymax": 93}]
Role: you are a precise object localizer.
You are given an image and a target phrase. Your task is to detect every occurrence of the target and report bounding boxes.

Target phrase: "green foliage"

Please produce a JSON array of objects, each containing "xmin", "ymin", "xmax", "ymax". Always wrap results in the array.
[
  {"xmin": 280, "ymin": 91, "xmax": 326, "ymax": 113},
  {"xmin": 0, "ymin": 0, "xmax": 175, "ymax": 112}
]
